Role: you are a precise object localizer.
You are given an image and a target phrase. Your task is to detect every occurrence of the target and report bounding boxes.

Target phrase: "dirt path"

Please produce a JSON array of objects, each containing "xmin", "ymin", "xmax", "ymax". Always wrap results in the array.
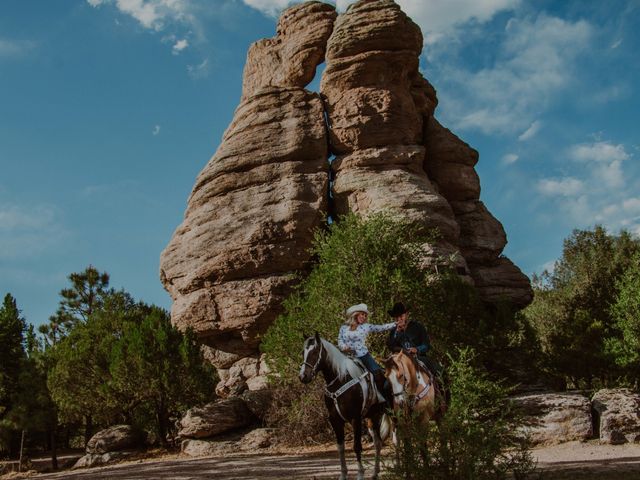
[{"xmin": 20, "ymin": 441, "xmax": 640, "ymax": 479}]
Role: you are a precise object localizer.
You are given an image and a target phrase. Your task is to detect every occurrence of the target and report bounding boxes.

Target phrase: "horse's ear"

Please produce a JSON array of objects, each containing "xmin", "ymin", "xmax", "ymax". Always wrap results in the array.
[
  {"xmin": 314, "ymin": 331, "xmax": 321, "ymax": 342},
  {"xmin": 302, "ymin": 331, "xmax": 309, "ymax": 341}
]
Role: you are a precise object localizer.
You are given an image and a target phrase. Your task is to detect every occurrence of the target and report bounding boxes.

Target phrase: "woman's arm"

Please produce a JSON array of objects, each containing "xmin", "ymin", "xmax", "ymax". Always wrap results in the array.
[
  {"xmin": 366, "ymin": 322, "xmax": 396, "ymax": 333},
  {"xmin": 337, "ymin": 326, "xmax": 350, "ymax": 352}
]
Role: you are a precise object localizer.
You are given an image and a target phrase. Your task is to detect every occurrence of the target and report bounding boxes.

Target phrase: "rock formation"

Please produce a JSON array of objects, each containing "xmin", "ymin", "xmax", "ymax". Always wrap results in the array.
[
  {"xmin": 160, "ymin": 2, "xmax": 336, "ymax": 369},
  {"xmin": 160, "ymin": 0, "xmax": 533, "ymax": 391}
]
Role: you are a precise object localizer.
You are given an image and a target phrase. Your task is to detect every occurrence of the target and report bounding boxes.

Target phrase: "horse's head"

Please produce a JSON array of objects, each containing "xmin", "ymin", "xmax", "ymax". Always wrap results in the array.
[
  {"xmin": 384, "ymin": 351, "xmax": 419, "ymax": 408},
  {"xmin": 299, "ymin": 332, "xmax": 324, "ymax": 384}
]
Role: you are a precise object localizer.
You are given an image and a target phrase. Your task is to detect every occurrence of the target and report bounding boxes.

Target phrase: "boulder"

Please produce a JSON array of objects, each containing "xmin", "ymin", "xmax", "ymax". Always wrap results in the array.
[
  {"xmin": 592, "ymin": 388, "xmax": 640, "ymax": 444},
  {"xmin": 241, "ymin": 389, "xmax": 274, "ymax": 421},
  {"xmin": 239, "ymin": 428, "xmax": 274, "ymax": 450},
  {"xmin": 513, "ymin": 392, "xmax": 593, "ymax": 446},
  {"xmin": 86, "ymin": 425, "xmax": 143, "ymax": 454},
  {"xmin": 181, "ymin": 439, "xmax": 236, "ymax": 457},
  {"xmin": 73, "ymin": 451, "xmax": 131, "ymax": 469},
  {"xmin": 178, "ymin": 398, "xmax": 257, "ymax": 439}
]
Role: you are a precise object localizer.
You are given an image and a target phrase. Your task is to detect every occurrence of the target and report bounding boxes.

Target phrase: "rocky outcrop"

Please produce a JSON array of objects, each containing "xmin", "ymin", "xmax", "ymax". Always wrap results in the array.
[
  {"xmin": 322, "ymin": 0, "xmax": 465, "ymax": 275},
  {"xmin": 86, "ymin": 425, "xmax": 143, "ymax": 454},
  {"xmin": 592, "ymin": 388, "xmax": 640, "ymax": 444},
  {"xmin": 178, "ymin": 398, "xmax": 258, "ymax": 439},
  {"xmin": 160, "ymin": 2, "xmax": 336, "ymax": 365},
  {"xmin": 161, "ymin": 0, "xmax": 533, "ymax": 386},
  {"xmin": 513, "ymin": 392, "xmax": 593, "ymax": 446}
]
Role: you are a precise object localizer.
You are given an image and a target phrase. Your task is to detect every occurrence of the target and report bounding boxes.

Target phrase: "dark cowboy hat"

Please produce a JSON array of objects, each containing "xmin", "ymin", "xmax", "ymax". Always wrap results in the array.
[{"xmin": 387, "ymin": 302, "xmax": 409, "ymax": 317}]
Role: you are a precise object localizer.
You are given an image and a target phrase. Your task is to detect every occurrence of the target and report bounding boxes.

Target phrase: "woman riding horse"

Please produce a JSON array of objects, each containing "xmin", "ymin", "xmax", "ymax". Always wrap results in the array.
[{"xmin": 300, "ymin": 332, "xmax": 390, "ymax": 480}]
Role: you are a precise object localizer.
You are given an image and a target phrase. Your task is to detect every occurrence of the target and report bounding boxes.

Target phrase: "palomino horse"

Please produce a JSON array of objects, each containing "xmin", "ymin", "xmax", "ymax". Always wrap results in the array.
[
  {"xmin": 384, "ymin": 351, "xmax": 445, "ymax": 444},
  {"xmin": 300, "ymin": 333, "xmax": 390, "ymax": 480}
]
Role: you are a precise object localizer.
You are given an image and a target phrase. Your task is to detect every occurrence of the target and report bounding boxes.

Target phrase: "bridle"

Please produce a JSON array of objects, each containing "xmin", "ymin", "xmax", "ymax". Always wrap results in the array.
[
  {"xmin": 389, "ymin": 354, "xmax": 431, "ymax": 407},
  {"xmin": 301, "ymin": 340, "xmax": 323, "ymax": 377}
]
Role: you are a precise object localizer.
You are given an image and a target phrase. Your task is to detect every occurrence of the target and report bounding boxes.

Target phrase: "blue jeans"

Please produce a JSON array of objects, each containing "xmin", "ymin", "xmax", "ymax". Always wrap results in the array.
[{"xmin": 358, "ymin": 352, "xmax": 382, "ymax": 373}]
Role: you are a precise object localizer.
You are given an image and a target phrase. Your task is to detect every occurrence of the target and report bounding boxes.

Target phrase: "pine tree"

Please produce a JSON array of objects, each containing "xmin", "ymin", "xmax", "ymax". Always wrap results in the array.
[
  {"xmin": 0, "ymin": 294, "xmax": 26, "ymax": 420},
  {"xmin": 39, "ymin": 266, "xmax": 110, "ymax": 346}
]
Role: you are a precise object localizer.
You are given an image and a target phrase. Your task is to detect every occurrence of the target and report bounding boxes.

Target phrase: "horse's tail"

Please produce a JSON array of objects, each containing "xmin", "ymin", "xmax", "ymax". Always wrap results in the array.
[{"xmin": 379, "ymin": 413, "xmax": 392, "ymax": 442}]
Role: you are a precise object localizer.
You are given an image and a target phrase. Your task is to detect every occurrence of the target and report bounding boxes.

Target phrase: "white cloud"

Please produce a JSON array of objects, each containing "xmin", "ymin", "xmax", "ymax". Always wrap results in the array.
[
  {"xmin": 436, "ymin": 14, "xmax": 593, "ymax": 135},
  {"xmin": 567, "ymin": 141, "xmax": 630, "ymax": 189},
  {"xmin": 0, "ymin": 38, "xmax": 35, "ymax": 58},
  {"xmin": 518, "ymin": 120, "xmax": 541, "ymax": 141},
  {"xmin": 569, "ymin": 141, "xmax": 630, "ymax": 163},
  {"xmin": 152, "ymin": 125, "xmax": 161, "ymax": 135},
  {"xmin": 242, "ymin": 0, "xmax": 519, "ymax": 33},
  {"xmin": 0, "ymin": 204, "xmax": 67, "ymax": 259},
  {"xmin": 187, "ymin": 58, "xmax": 209, "ymax": 79},
  {"xmin": 537, "ymin": 177, "xmax": 584, "ymax": 197},
  {"xmin": 536, "ymin": 139, "xmax": 637, "ymax": 230},
  {"xmin": 611, "ymin": 38, "xmax": 622, "ymax": 49},
  {"xmin": 87, "ymin": 0, "xmax": 191, "ymax": 31},
  {"xmin": 502, "ymin": 153, "xmax": 519, "ymax": 165},
  {"xmin": 172, "ymin": 38, "xmax": 188, "ymax": 54},
  {"xmin": 242, "ymin": 0, "xmax": 296, "ymax": 17},
  {"xmin": 396, "ymin": 0, "xmax": 519, "ymax": 42}
]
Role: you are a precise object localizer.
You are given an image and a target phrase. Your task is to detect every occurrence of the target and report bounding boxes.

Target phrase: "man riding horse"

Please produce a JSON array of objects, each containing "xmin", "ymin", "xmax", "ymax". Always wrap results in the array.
[{"xmin": 386, "ymin": 302, "xmax": 447, "ymax": 402}]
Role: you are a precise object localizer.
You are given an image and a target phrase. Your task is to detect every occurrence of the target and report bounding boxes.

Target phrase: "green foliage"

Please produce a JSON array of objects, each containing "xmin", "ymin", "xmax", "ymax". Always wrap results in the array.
[
  {"xmin": 385, "ymin": 348, "xmax": 535, "ymax": 480},
  {"xmin": 261, "ymin": 213, "xmax": 534, "ymax": 439},
  {"xmin": 48, "ymin": 290, "xmax": 215, "ymax": 442},
  {"xmin": 39, "ymin": 266, "xmax": 110, "ymax": 346},
  {"xmin": 0, "ymin": 294, "xmax": 26, "ymax": 418},
  {"xmin": 0, "ymin": 295, "xmax": 55, "ymax": 457},
  {"xmin": 608, "ymin": 252, "xmax": 640, "ymax": 375},
  {"xmin": 109, "ymin": 307, "xmax": 215, "ymax": 442},
  {"xmin": 261, "ymin": 212, "xmax": 437, "ymax": 377},
  {"xmin": 524, "ymin": 225, "xmax": 640, "ymax": 387}
]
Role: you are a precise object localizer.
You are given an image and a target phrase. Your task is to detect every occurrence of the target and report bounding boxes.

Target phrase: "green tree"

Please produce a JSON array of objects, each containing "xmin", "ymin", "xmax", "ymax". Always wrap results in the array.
[
  {"xmin": 48, "ymin": 293, "xmax": 214, "ymax": 444},
  {"xmin": 0, "ymin": 294, "xmax": 26, "ymax": 419},
  {"xmin": 608, "ymin": 251, "xmax": 640, "ymax": 378},
  {"xmin": 524, "ymin": 225, "xmax": 640, "ymax": 387},
  {"xmin": 48, "ymin": 291, "xmax": 139, "ymax": 431},
  {"xmin": 110, "ymin": 307, "xmax": 215, "ymax": 444},
  {"xmin": 39, "ymin": 266, "xmax": 110, "ymax": 346}
]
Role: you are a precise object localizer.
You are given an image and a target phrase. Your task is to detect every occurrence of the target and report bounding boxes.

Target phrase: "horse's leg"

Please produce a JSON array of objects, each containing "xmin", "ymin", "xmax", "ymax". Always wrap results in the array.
[
  {"xmin": 330, "ymin": 415, "xmax": 348, "ymax": 480},
  {"xmin": 352, "ymin": 416, "xmax": 365, "ymax": 480},
  {"xmin": 367, "ymin": 415, "xmax": 383, "ymax": 480}
]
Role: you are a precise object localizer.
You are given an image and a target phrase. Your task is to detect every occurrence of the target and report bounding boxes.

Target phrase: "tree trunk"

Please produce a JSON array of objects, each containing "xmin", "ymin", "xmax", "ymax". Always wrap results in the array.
[
  {"xmin": 50, "ymin": 427, "xmax": 58, "ymax": 471},
  {"xmin": 157, "ymin": 397, "xmax": 168, "ymax": 447},
  {"xmin": 18, "ymin": 430, "xmax": 25, "ymax": 472}
]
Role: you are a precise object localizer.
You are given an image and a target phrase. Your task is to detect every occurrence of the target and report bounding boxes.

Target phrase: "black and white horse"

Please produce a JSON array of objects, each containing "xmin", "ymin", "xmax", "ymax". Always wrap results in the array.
[{"xmin": 299, "ymin": 332, "xmax": 390, "ymax": 480}]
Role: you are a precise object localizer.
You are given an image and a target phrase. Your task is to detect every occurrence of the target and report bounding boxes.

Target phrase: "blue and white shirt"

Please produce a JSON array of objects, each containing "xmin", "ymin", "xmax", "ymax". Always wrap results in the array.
[{"xmin": 338, "ymin": 322, "xmax": 396, "ymax": 357}]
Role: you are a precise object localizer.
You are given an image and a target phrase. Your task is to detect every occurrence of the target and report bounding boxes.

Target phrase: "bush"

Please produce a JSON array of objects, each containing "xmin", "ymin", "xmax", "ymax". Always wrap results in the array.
[
  {"xmin": 384, "ymin": 348, "xmax": 535, "ymax": 480},
  {"xmin": 261, "ymin": 213, "xmax": 534, "ymax": 440}
]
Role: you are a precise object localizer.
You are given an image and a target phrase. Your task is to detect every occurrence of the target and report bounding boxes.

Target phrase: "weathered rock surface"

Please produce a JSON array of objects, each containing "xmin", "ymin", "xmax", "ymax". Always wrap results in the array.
[
  {"xmin": 73, "ymin": 451, "xmax": 132, "ymax": 469},
  {"xmin": 86, "ymin": 425, "xmax": 143, "ymax": 454},
  {"xmin": 161, "ymin": 88, "xmax": 330, "ymax": 356},
  {"xmin": 178, "ymin": 398, "xmax": 257, "ymax": 439},
  {"xmin": 513, "ymin": 392, "xmax": 593, "ymax": 446},
  {"xmin": 181, "ymin": 428, "xmax": 274, "ymax": 457},
  {"xmin": 592, "ymin": 388, "xmax": 640, "ymax": 444},
  {"xmin": 161, "ymin": 0, "xmax": 532, "ymax": 386}
]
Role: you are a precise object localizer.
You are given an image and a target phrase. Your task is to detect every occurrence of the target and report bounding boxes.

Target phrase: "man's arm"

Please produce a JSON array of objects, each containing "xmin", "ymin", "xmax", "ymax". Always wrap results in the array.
[{"xmin": 412, "ymin": 322, "xmax": 431, "ymax": 355}]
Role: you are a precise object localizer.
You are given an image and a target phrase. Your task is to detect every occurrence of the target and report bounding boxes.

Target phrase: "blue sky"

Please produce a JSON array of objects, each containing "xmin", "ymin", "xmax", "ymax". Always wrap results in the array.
[{"xmin": 1, "ymin": 0, "xmax": 638, "ymax": 327}]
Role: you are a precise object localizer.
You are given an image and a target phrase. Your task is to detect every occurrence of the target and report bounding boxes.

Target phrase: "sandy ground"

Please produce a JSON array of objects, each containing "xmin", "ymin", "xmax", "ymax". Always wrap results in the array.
[{"xmin": 4, "ymin": 440, "xmax": 639, "ymax": 479}]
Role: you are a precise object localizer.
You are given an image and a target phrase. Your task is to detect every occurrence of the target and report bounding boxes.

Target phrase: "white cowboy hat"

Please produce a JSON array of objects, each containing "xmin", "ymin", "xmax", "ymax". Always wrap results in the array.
[{"xmin": 345, "ymin": 303, "xmax": 369, "ymax": 316}]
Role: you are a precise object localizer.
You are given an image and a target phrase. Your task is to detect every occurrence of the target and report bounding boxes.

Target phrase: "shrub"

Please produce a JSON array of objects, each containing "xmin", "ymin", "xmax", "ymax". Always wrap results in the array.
[
  {"xmin": 384, "ymin": 348, "xmax": 536, "ymax": 480},
  {"xmin": 261, "ymin": 213, "xmax": 533, "ymax": 440}
]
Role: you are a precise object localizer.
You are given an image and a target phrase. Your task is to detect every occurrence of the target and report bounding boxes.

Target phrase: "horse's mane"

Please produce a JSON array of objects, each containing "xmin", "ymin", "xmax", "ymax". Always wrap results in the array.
[{"xmin": 320, "ymin": 338, "xmax": 365, "ymax": 380}]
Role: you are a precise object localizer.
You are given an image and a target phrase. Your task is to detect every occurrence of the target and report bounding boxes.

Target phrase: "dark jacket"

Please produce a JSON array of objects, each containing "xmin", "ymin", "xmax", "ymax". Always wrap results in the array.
[{"xmin": 386, "ymin": 320, "xmax": 431, "ymax": 356}]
